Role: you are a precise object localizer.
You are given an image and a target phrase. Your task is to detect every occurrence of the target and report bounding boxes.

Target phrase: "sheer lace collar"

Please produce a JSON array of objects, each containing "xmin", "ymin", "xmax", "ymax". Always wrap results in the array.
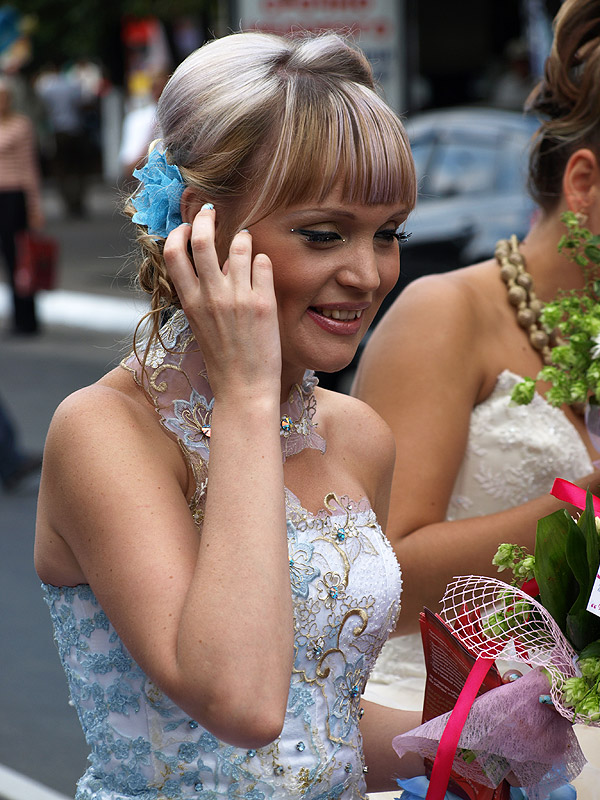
[{"xmin": 122, "ymin": 310, "xmax": 326, "ymax": 462}]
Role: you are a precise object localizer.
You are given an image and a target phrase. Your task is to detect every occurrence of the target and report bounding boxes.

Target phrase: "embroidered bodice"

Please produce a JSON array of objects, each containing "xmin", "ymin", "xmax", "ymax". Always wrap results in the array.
[
  {"xmin": 369, "ymin": 369, "xmax": 593, "ymax": 694},
  {"xmin": 43, "ymin": 313, "xmax": 402, "ymax": 800}
]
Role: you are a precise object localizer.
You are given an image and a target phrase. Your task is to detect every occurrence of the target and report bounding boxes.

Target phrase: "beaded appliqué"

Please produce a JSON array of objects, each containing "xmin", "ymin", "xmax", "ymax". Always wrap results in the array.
[{"xmin": 42, "ymin": 489, "xmax": 402, "ymax": 800}]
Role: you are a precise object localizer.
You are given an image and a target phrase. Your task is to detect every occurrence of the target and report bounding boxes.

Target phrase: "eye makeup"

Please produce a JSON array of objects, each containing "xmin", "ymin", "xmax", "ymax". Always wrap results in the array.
[{"xmin": 290, "ymin": 228, "xmax": 347, "ymax": 243}]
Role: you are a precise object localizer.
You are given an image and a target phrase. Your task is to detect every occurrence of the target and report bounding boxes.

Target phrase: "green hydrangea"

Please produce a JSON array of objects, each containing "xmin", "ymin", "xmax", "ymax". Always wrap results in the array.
[{"xmin": 563, "ymin": 677, "xmax": 588, "ymax": 706}]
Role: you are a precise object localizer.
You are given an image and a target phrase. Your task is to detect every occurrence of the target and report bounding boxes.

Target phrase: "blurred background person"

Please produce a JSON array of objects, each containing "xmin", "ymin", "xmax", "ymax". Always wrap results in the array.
[
  {"xmin": 118, "ymin": 71, "xmax": 167, "ymax": 183},
  {"xmin": 0, "ymin": 391, "xmax": 41, "ymax": 492},
  {"xmin": 0, "ymin": 74, "xmax": 44, "ymax": 335},
  {"xmin": 489, "ymin": 38, "xmax": 537, "ymax": 110},
  {"xmin": 35, "ymin": 62, "xmax": 88, "ymax": 218}
]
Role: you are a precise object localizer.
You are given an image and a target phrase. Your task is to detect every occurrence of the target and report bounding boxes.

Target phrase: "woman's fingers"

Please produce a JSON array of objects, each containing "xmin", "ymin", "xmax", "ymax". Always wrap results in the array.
[
  {"xmin": 163, "ymin": 223, "xmax": 197, "ymax": 298},
  {"xmin": 250, "ymin": 252, "xmax": 275, "ymax": 297},
  {"xmin": 226, "ymin": 229, "xmax": 253, "ymax": 287}
]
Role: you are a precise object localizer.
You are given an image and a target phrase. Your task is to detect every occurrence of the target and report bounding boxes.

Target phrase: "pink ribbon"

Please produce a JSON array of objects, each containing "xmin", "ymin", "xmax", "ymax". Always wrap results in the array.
[
  {"xmin": 425, "ymin": 656, "xmax": 495, "ymax": 800},
  {"xmin": 550, "ymin": 477, "xmax": 600, "ymax": 514}
]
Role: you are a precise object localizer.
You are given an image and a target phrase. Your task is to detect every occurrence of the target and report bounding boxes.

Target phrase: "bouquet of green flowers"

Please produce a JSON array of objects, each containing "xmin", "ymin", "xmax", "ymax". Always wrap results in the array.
[
  {"xmin": 492, "ymin": 488, "xmax": 600, "ymax": 722},
  {"xmin": 511, "ymin": 212, "xmax": 600, "ymax": 409},
  {"xmin": 393, "ymin": 489, "xmax": 600, "ymax": 800}
]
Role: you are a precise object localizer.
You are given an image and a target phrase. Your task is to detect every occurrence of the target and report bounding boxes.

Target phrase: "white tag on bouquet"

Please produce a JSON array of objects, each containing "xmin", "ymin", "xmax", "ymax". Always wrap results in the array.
[{"xmin": 587, "ymin": 570, "xmax": 600, "ymax": 618}]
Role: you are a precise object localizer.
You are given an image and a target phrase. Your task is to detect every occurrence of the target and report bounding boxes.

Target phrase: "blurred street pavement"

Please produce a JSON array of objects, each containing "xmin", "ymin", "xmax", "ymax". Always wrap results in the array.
[{"xmin": 0, "ymin": 180, "xmax": 148, "ymax": 800}]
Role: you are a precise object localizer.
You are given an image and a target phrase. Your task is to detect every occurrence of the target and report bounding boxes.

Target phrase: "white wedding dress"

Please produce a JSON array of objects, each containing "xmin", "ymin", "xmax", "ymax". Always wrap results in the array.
[{"xmin": 365, "ymin": 370, "xmax": 600, "ymax": 800}]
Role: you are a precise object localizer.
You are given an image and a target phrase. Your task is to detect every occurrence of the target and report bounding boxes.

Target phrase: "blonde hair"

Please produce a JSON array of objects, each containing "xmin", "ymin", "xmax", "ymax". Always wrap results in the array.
[
  {"xmin": 527, "ymin": 0, "xmax": 600, "ymax": 210},
  {"xmin": 126, "ymin": 31, "xmax": 416, "ymax": 351}
]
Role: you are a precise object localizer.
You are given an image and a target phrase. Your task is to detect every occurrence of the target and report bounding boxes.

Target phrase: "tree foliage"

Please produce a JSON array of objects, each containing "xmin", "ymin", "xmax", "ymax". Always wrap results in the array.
[{"xmin": 9, "ymin": 0, "xmax": 220, "ymax": 81}]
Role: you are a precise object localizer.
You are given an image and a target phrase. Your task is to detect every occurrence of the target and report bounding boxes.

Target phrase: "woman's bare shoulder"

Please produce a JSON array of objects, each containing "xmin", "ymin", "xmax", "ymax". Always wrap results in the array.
[
  {"xmin": 316, "ymin": 387, "xmax": 395, "ymax": 494},
  {"xmin": 317, "ymin": 386, "xmax": 394, "ymax": 445},
  {"xmin": 44, "ymin": 365, "xmax": 176, "ymax": 480},
  {"xmin": 387, "ymin": 260, "xmax": 497, "ymax": 323}
]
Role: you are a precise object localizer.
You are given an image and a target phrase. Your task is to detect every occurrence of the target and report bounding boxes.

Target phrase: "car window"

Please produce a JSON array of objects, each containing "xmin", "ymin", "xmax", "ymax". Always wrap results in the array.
[
  {"xmin": 426, "ymin": 138, "xmax": 498, "ymax": 198},
  {"xmin": 410, "ymin": 136, "xmax": 435, "ymax": 184},
  {"xmin": 496, "ymin": 135, "xmax": 530, "ymax": 193}
]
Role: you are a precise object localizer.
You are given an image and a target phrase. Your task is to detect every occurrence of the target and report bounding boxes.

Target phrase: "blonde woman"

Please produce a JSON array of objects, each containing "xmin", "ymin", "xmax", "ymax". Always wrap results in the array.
[{"xmin": 34, "ymin": 31, "xmax": 429, "ymax": 799}]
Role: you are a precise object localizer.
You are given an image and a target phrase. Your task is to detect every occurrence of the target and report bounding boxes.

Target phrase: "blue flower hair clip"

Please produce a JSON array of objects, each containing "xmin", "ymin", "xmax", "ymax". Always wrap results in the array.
[{"xmin": 131, "ymin": 146, "xmax": 185, "ymax": 239}]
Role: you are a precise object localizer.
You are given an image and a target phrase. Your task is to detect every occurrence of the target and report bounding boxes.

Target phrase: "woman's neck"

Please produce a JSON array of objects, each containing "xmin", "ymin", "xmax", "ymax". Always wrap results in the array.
[{"xmin": 519, "ymin": 208, "xmax": 589, "ymax": 301}]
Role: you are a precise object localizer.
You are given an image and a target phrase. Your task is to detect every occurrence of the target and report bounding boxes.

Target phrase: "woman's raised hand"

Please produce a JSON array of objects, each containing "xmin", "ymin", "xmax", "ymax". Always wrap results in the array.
[{"xmin": 163, "ymin": 204, "xmax": 282, "ymax": 399}]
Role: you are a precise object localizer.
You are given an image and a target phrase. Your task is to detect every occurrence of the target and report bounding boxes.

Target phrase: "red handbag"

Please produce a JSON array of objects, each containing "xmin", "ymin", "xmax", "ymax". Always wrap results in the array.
[{"xmin": 14, "ymin": 230, "xmax": 59, "ymax": 295}]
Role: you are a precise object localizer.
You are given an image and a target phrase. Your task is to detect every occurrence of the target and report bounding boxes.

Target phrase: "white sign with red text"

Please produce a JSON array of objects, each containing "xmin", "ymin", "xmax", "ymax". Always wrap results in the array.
[
  {"xmin": 234, "ymin": 0, "xmax": 405, "ymax": 113},
  {"xmin": 587, "ymin": 570, "xmax": 600, "ymax": 619}
]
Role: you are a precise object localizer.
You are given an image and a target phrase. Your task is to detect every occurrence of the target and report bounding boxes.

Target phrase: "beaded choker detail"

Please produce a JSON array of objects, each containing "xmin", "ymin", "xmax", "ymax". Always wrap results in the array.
[
  {"xmin": 199, "ymin": 373, "xmax": 326, "ymax": 461},
  {"xmin": 123, "ymin": 311, "xmax": 326, "ymax": 464},
  {"xmin": 495, "ymin": 235, "xmax": 560, "ymax": 365},
  {"xmin": 280, "ymin": 374, "xmax": 326, "ymax": 461}
]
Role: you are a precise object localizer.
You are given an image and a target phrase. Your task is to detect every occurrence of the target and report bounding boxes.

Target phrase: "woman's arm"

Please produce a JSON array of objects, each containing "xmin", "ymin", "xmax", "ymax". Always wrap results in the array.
[
  {"xmin": 360, "ymin": 700, "xmax": 424, "ymax": 791},
  {"xmin": 19, "ymin": 115, "xmax": 44, "ymax": 229},
  {"xmin": 353, "ymin": 274, "xmax": 600, "ymax": 633},
  {"xmin": 36, "ymin": 210, "xmax": 293, "ymax": 749}
]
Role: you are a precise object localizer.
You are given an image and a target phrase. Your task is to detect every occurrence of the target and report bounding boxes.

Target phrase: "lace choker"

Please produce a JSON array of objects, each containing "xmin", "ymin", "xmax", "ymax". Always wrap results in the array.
[
  {"xmin": 279, "ymin": 373, "xmax": 326, "ymax": 461},
  {"xmin": 122, "ymin": 311, "xmax": 327, "ymax": 463}
]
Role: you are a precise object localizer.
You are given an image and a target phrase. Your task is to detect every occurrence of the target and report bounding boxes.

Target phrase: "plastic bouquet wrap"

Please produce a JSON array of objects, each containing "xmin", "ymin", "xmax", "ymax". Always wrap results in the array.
[{"xmin": 393, "ymin": 485, "xmax": 600, "ymax": 800}]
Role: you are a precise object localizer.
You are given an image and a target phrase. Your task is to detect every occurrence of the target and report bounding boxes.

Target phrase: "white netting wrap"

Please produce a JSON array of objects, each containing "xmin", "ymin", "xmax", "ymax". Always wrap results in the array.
[{"xmin": 439, "ymin": 575, "xmax": 585, "ymax": 722}]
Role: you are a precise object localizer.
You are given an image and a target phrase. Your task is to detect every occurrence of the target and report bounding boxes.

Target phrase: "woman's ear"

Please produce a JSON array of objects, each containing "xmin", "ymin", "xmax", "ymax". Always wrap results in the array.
[
  {"xmin": 180, "ymin": 187, "xmax": 206, "ymax": 223},
  {"xmin": 562, "ymin": 148, "xmax": 600, "ymax": 213}
]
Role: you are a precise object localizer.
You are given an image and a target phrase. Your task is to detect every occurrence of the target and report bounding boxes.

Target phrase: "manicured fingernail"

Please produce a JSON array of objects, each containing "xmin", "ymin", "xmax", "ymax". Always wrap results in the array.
[
  {"xmin": 181, "ymin": 222, "xmax": 192, "ymax": 227},
  {"xmin": 240, "ymin": 228, "xmax": 250, "ymax": 234},
  {"xmin": 201, "ymin": 203, "xmax": 214, "ymax": 211},
  {"xmin": 539, "ymin": 694, "xmax": 553, "ymax": 705}
]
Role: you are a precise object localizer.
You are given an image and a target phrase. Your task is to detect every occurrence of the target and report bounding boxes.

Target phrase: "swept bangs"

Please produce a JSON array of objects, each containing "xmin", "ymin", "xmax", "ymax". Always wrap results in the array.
[{"xmin": 244, "ymin": 80, "xmax": 417, "ymax": 223}]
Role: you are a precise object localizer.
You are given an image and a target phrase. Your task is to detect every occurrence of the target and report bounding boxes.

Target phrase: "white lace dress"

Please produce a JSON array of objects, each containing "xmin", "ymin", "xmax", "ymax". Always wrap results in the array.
[
  {"xmin": 364, "ymin": 370, "xmax": 600, "ymax": 799},
  {"xmin": 42, "ymin": 313, "xmax": 404, "ymax": 800}
]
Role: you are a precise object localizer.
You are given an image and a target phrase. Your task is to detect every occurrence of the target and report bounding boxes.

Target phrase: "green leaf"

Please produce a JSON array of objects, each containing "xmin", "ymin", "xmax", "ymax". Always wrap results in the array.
[
  {"xmin": 566, "ymin": 513, "xmax": 592, "ymax": 614},
  {"xmin": 582, "ymin": 490, "xmax": 600, "ymax": 590},
  {"xmin": 580, "ymin": 639, "xmax": 600, "ymax": 660},
  {"xmin": 585, "ymin": 244, "xmax": 600, "ymax": 264},
  {"xmin": 534, "ymin": 509, "xmax": 576, "ymax": 632},
  {"xmin": 566, "ymin": 609, "xmax": 600, "ymax": 652}
]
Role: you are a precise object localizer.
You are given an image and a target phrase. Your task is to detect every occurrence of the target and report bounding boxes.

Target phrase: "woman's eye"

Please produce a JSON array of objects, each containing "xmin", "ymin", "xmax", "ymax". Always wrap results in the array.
[
  {"xmin": 290, "ymin": 228, "xmax": 344, "ymax": 244},
  {"xmin": 376, "ymin": 229, "xmax": 413, "ymax": 244}
]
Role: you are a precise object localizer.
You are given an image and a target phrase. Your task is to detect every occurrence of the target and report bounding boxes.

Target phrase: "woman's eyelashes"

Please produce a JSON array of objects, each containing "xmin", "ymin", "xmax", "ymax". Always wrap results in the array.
[
  {"xmin": 376, "ymin": 228, "xmax": 412, "ymax": 244},
  {"xmin": 290, "ymin": 228, "xmax": 346, "ymax": 243},
  {"xmin": 290, "ymin": 227, "xmax": 412, "ymax": 245}
]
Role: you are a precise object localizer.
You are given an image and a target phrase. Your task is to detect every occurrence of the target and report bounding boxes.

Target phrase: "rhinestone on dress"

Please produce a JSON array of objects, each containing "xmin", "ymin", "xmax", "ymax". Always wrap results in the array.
[
  {"xmin": 188, "ymin": 720, "xmax": 199, "ymax": 729},
  {"xmin": 350, "ymin": 685, "xmax": 360, "ymax": 698},
  {"xmin": 329, "ymin": 587, "xmax": 339, "ymax": 599},
  {"xmin": 247, "ymin": 749, "xmax": 256, "ymax": 758},
  {"xmin": 344, "ymin": 763, "xmax": 352, "ymax": 773},
  {"xmin": 194, "ymin": 781, "xmax": 203, "ymax": 792},
  {"xmin": 274, "ymin": 765, "xmax": 284, "ymax": 775},
  {"xmin": 296, "ymin": 741, "xmax": 306, "ymax": 751}
]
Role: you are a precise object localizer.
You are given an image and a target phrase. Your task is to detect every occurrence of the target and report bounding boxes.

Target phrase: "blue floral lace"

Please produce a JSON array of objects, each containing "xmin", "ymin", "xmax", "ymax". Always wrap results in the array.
[{"xmin": 42, "ymin": 315, "xmax": 402, "ymax": 799}]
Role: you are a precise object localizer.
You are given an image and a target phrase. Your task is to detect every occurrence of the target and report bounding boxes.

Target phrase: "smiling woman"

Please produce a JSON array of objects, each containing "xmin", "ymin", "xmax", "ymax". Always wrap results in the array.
[
  {"xmin": 33, "ymin": 30, "xmax": 427, "ymax": 800},
  {"xmin": 32, "ymin": 28, "xmax": 567, "ymax": 800}
]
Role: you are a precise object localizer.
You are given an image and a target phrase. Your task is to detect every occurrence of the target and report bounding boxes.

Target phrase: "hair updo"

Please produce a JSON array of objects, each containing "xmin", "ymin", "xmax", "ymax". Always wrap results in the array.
[
  {"xmin": 125, "ymin": 30, "xmax": 416, "ymax": 350},
  {"xmin": 527, "ymin": 0, "xmax": 600, "ymax": 210}
]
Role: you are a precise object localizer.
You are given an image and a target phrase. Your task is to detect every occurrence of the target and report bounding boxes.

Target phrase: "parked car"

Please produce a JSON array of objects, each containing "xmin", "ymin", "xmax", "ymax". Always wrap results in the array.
[{"xmin": 317, "ymin": 107, "xmax": 540, "ymax": 391}]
